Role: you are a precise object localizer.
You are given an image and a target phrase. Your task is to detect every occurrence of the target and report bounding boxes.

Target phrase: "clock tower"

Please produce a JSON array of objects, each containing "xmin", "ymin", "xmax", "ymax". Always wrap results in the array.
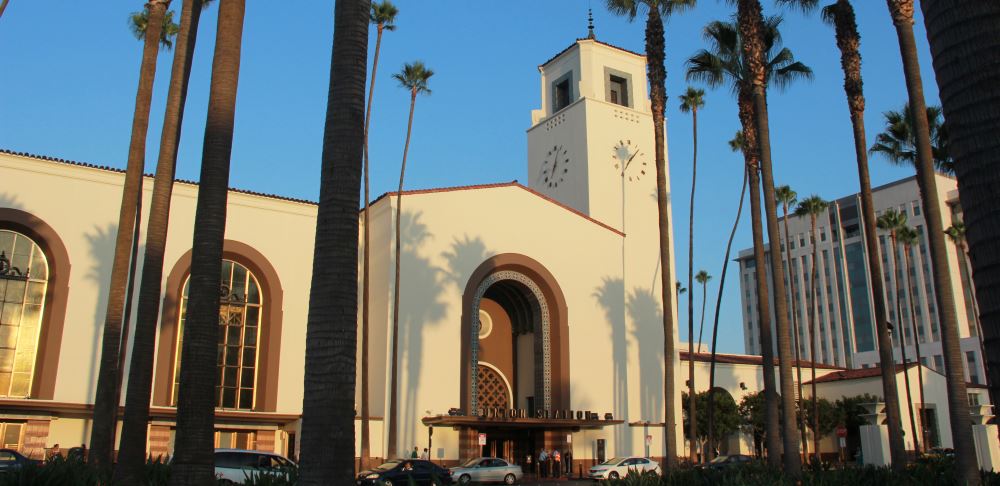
[{"xmin": 526, "ymin": 37, "xmax": 681, "ymax": 455}]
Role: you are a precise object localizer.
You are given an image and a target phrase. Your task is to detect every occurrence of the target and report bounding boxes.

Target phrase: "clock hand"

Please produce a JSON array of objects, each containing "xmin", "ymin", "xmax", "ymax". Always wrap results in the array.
[{"xmin": 624, "ymin": 146, "xmax": 639, "ymax": 170}]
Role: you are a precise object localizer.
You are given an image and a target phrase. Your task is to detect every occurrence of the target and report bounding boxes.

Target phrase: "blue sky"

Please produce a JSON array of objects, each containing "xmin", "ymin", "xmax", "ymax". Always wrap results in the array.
[{"xmin": 0, "ymin": 1, "xmax": 940, "ymax": 354}]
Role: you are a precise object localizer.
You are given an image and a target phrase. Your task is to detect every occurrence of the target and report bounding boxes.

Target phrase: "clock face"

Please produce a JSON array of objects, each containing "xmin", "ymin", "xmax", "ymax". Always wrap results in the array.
[
  {"xmin": 540, "ymin": 144, "xmax": 570, "ymax": 188},
  {"xmin": 612, "ymin": 139, "xmax": 647, "ymax": 182}
]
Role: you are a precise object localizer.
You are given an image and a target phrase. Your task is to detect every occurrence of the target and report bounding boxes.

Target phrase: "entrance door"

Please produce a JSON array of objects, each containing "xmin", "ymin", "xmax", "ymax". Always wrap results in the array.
[{"xmin": 480, "ymin": 428, "xmax": 536, "ymax": 465}]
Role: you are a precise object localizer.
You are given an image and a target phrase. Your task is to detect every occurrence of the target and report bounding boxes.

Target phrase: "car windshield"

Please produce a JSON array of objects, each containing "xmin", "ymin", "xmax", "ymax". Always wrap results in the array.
[
  {"xmin": 709, "ymin": 456, "xmax": 730, "ymax": 464},
  {"xmin": 601, "ymin": 457, "xmax": 624, "ymax": 466},
  {"xmin": 375, "ymin": 460, "xmax": 402, "ymax": 471},
  {"xmin": 460, "ymin": 458, "xmax": 481, "ymax": 467}
]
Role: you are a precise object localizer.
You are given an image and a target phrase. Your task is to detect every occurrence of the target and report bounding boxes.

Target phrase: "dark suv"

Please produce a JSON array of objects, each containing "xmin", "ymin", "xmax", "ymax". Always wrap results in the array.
[{"xmin": 357, "ymin": 459, "xmax": 453, "ymax": 485}]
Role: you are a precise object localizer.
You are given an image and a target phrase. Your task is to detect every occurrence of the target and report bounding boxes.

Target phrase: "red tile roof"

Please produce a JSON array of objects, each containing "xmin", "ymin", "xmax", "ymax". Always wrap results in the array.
[
  {"xmin": 802, "ymin": 363, "xmax": 920, "ymax": 385},
  {"xmin": 680, "ymin": 351, "xmax": 846, "ymax": 371},
  {"xmin": 540, "ymin": 38, "xmax": 645, "ymax": 68}
]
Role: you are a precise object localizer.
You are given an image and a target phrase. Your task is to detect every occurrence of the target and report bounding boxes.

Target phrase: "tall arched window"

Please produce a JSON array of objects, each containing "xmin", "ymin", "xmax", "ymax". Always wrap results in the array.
[
  {"xmin": 0, "ymin": 230, "xmax": 48, "ymax": 398},
  {"xmin": 172, "ymin": 260, "xmax": 263, "ymax": 410}
]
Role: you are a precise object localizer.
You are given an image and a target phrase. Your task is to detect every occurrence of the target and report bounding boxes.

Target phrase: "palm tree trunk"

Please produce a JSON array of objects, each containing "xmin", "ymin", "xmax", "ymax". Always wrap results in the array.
[
  {"xmin": 167, "ymin": 1, "xmax": 244, "ymax": 483},
  {"xmin": 960, "ymin": 241, "xmax": 989, "ymax": 393},
  {"xmin": 808, "ymin": 216, "xmax": 820, "ymax": 465},
  {"xmin": 920, "ymin": 0, "xmax": 1000, "ymax": 428},
  {"xmin": 888, "ymin": 232, "xmax": 920, "ymax": 454},
  {"xmin": 782, "ymin": 204, "xmax": 807, "ymax": 462},
  {"xmin": 299, "ymin": 0, "xmax": 369, "ymax": 483},
  {"xmin": 697, "ymin": 281, "xmax": 707, "ymax": 354},
  {"xmin": 0, "ymin": 0, "xmax": 9, "ymax": 20},
  {"xmin": 707, "ymin": 161, "xmax": 748, "ymax": 461},
  {"xmin": 903, "ymin": 243, "xmax": 928, "ymax": 452},
  {"xmin": 887, "ymin": 3, "xmax": 978, "ymax": 481},
  {"xmin": 93, "ymin": 0, "xmax": 204, "ymax": 473},
  {"xmin": 687, "ymin": 106, "xmax": 698, "ymax": 463},
  {"xmin": 645, "ymin": 5, "xmax": 677, "ymax": 466},
  {"xmin": 97, "ymin": 0, "xmax": 167, "ymax": 480},
  {"xmin": 736, "ymin": 86, "xmax": 780, "ymax": 468},
  {"xmin": 387, "ymin": 90, "xmax": 417, "ymax": 459},
  {"xmin": 360, "ymin": 21, "xmax": 387, "ymax": 472},
  {"xmin": 736, "ymin": 1, "xmax": 801, "ymax": 474}
]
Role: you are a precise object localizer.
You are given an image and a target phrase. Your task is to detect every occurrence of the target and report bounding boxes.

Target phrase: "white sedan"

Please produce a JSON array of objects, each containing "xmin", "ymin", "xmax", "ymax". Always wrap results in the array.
[{"xmin": 588, "ymin": 456, "xmax": 660, "ymax": 480}]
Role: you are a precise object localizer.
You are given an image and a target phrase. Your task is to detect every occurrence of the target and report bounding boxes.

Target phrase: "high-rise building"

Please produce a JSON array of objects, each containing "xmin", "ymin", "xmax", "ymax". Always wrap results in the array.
[{"xmin": 738, "ymin": 175, "xmax": 985, "ymax": 383}]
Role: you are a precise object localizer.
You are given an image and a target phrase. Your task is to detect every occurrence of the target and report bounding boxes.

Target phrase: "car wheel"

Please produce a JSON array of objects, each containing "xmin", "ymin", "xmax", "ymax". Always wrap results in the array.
[
  {"xmin": 383, "ymin": 480, "xmax": 393, "ymax": 486},
  {"xmin": 504, "ymin": 473, "xmax": 516, "ymax": 484},
  {"xmin": 608, "ymin": 470, "xmax": 619, "ymax": 480},
  {"xmin": 458, "ymin": 474, "xmax": 471, "ymax": 485}
]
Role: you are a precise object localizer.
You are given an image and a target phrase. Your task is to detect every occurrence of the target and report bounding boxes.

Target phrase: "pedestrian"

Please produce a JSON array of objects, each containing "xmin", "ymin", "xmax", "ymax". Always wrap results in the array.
[
  {"xmin": 525, "ymin": 453, "xmax": 533, "ymax": 476},
  {"xmin": 538, "ymin": 449, "xmax": 548, "ymax": 478},
  {"xmin": 420, "ymin": 448, "xmax": 429, "ymax": 460},
  {"xmin": 564, "ymin": 449, "xmax": 572, "ymax": 477},
  {"xmin": 553, "ymin": 449, "xmax": 561, "ymax": 478},
  {"xmin": 411, "ymin": 446, "xmax": 418, "ymax": 459}
]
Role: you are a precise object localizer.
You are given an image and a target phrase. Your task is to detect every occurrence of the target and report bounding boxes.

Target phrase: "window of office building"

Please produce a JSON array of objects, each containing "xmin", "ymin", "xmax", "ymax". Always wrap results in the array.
[{"xmin": 967, "ymin": 351, "xmax": 981, "ymax": 384}]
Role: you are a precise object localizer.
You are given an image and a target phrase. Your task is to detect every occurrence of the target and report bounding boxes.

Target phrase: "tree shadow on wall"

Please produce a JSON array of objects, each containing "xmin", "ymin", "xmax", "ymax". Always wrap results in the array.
[
  {"xmin": 627, "ymin": 288, "xmax": 664, "ymax": 424},
  {"xmin": 593, "ymin": 277, "xmax": 631, "ymax": 451},
  {"xmin": 440, "ymin": 234, "xmax": 493, "ymax": 292},
  {"xmin": 397, "ymin": 211, "xmax": 447, "ymax": 452},
  {"xmin": 0, "ymin": 193, "xmax": 24, "ymax": 210}
]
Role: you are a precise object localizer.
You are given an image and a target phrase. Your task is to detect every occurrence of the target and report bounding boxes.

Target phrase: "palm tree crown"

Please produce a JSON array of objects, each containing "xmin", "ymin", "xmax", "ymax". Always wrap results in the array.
[
  {"xmin": 680, "ymin": 86, "xmax": 706, "ymax": 113},
  {"xmin": 877, "ymin": 207, "xmax": 908, "ymax": 234},
  {"xmin": 794, "ymin": 195, "xmax": 828, "ymax": 219},
  {"xmin": 945, "ymin": 220, "xmax": 965, "ymax": 245},
  {"xmin": 129, "ymin": 7, "xmax": 180, "ymax": 49},
  {"xmin": 371, "ymin": 0, "xmax": 398, "ymax": 30},
  {"xmin": 686, "ymin": 16, "xmax": 812, "ymax": 94},
  {"xmin": 870, "ymin": 103, "xmax": 953, "ymax": 175},
  {"xmin": 776, "ymin": 185, "xmax": 797, "ymax": 211},
  {"xmin": 605, "ymin": 0, "xmax": 696, "ymax": 20},
  {"xmin": 695, "ymin": 270, "xmax": 711, "ymax": 285},
  {"xmin": 393, "ymin": 61, "xmax": 433, "ymax": 96},
  {"xmin": 897, "ymin": 225, "xmax": 919, "ymax": 247}
]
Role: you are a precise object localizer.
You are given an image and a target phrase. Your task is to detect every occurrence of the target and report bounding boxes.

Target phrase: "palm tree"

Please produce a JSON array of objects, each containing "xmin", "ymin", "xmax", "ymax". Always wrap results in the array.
[
  {"xmin": 90, "ymin": 0, "xmax": 207, "ymax": 473},
  {"xmin": 680, "ymin": 86, "xmax": 705, "ymax": 462},
  {"xmin": 706, "ymin": 132, "xmax": 749, "ymax": 461},
  {"xmin": 775, "ymin": 184, "xmax": 807, "ymax": 461},
  {"xmin": 811, "ymin": 0, "xmax": 911, "ymax": 469},
  {"xmin": 881, "ymin": 6, "xmax": 977, "ymax": 475},
  {"xmin": 166, "ymin": 0, "xmax": 245, "ymax": 483},
  {"xmin": 299, "ymin": 0, "xmax": 369, "ymax": 483},
  {"xmin": 793, "ymin": 195, "xmax": 827, "ymax": 465},
  {"xmin": 919, "ymin": 1, "xmax": 1000, "ymax": 436},
  {"xmin": 686, "ymin": 15, "xmax": 810, "ymax": 470},
  {"xmin": 877, "ymin": 208, "xmax": 920, "ymax": 457},
  {"xmin": 606, "ymin": 0, "xmax": 696, "ymax": 465},
  {"xmin": 386, "ymin": 61, "xmax": 433, "ymax": 459},
  {"xmin": 695, "ymin": 270, "xmax": 711, "ymax": 353},
  {"xmin": 129, "ymin": 8, "xmax": 181, "ymax": 48},
  {"xmin": 360, "ymin": 0, "xmax": 398, "ymax": 469},
  {"xmin": 869, "ymin": 104, "xmax": 953, "ymax": 175},
  {"xmin": 898, "ymin": 225, "xmax": 929, "ymax": 453},
  {"xmin": 945, "ymin": 221, "xmax": 987, "ymax": 381},
  {"xmin": 0, "ymin": 0, "xmax": 9, "ymax": 20},
  {"xmin": 96, "ymin": 1, "xmax": 173, "ymax": 482}
]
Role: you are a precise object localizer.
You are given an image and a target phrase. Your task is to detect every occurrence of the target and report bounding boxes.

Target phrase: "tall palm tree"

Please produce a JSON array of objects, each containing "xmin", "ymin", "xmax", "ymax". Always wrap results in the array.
[
  {"xmin": 90, "ymin": 0, "xmax": 206, "ymax": 473},
  {"xmin": 919, "ymin": 0, "xmax": 1000, "ymax": 432},
  {"xmin": 706, "ymin": 132, "xmax": 749, "ymax": 460},
  {"xmin": 606, "ymin": 0, "xmax": 695, "ymax": 465},
  {"xmin": 945, "ymin": 221, "xmax": 987, "ymax": 381},
  {"xmin": 882, "ymin": 5, "xmax": 977, "ymax": 476},
  {"xmin": 869, "ymin": 104, "xmax": 953, "ymax": 175},
  {"xmin": 680, "ymin": 86, "xmax": 705, "ymax": 462},
  {"xmin": 360, "ymin": 0, "xmax": 397, "ymax": 469},
  {"xmin": 97, "ymin": 1, "xmax": 173, "ymax": 482},
  {"xmin": 898, "ymin": 225, "xmax": 929, "ymax": 453},
  {"xmin": 299, "ymin": 0, "xmax": 370, "ymax": 483},
  {"xmin": 166, "ymin": 0, "xmax": 245, "ymax": 483},
  {"xmin": 810, "ymin": 0, "xmax": 911, "ymax": 469},
  {"xmin": 775, "ymin": 184, "xmax": 807, "ymax": 460},
  {"xmin": 793, "ymin": 195, "xmax": 827, "ymax": 465},
  {"xmin": 686, "ymin": 15, "xmax": 810, "ymax": 469},
  {"xmin": 695, "ymin": 270, "xmax": 711, "ymax": 353},
  {"xmin": 0, "ymin": 0, "xmax": 9, "ymax": 20},
  {"xmin": 386, "ymin": 61, "xmax": 432, "ymax": 459},
  {"xmin": 877, "ymin": 209, "xmax": 920, "ymax": 456}
]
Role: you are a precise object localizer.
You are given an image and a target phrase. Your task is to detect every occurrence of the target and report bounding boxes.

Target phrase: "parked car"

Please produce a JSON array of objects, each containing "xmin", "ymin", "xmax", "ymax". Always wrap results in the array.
[
  {"xmin": 702, "ymin": 454, "xmax": 754, "ymax": 470},
  {"xmin": 0, "ymin": 449, "xmax": 39, "ymax": 473},
  {"xmin": 356, "ymin": 459, "xmax": 453, "ymax": 485},
  {"xmin": 449, "ymin": 457, "xmax": 522, "ymax": 485},
  {"xmin": 587, "ymin": 456, "xmax": 660, "ymax": 480},
  {"xmin": 214, "ymin": 449, "xmax": 296, "ymax": 484}
]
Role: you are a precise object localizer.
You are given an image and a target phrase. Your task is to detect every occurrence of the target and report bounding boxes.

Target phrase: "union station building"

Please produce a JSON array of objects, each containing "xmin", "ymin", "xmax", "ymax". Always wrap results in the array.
[{"xmin": 0, "ymin": 37, "xmax": 994, "ymax": 470}]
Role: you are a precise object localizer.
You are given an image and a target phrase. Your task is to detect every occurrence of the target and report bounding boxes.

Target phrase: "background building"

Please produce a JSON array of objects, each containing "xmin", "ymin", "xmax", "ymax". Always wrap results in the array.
[{"xmin": 738, "ymin": 176, "xmax": 985, "ymax": 383}]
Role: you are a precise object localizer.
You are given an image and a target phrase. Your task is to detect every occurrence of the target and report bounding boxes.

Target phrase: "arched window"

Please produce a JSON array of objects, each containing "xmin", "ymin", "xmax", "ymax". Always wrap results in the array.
[
  {"xmin": 172, "ymin": 260, "xmax": 263, "ymax": 410},
  {"xmin": 0, "ymin": 230, "xmax": 48, "ymax": 398}
]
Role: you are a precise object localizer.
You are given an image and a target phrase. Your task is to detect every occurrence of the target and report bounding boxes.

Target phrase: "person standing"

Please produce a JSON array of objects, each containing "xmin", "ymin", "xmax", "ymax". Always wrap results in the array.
[
  {"xmin": 564, "ymin": 449, "xmax": 572, "ymax": 477},
  {"xmin": 552, "ymin": 449, "xmax": 561, "ymax": 478},
  {"xmin": 420, "ymin": 448, "xmax": 428, "ymax": 460},
  {"xmin": 538, "ymin": 449, "xmax": 548, "ymax": 478},
  {"xmin": 411, "ymin": 446, "xmax": 418, "ymax": 459}
]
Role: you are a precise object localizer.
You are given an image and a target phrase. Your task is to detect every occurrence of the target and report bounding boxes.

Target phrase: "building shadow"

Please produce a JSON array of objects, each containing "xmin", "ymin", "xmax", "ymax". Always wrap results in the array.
[
  {"xmin": 593, "ymin": 277, "xmax": 631, "ymax": 452},
  {"xmin": 627, "ymin": 287, "xmax": 663, "ymax": 424},
  {"xmin": 397, "ymin": 211, "xmax": 447, "ymax": 452}
]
